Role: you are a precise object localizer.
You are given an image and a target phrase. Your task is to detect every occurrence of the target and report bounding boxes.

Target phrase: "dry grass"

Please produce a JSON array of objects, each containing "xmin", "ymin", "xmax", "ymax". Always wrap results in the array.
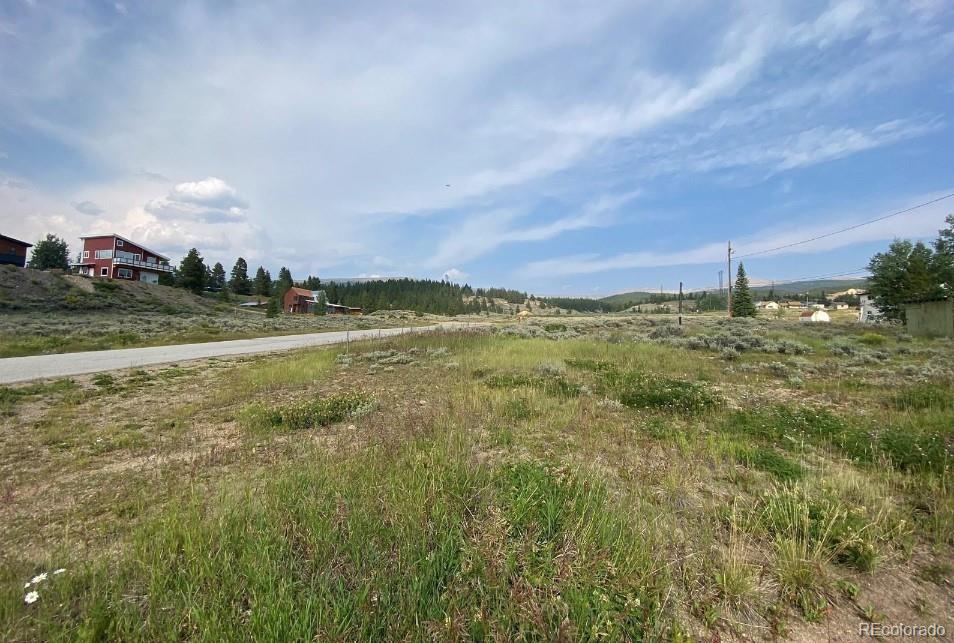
[{"xmin": 0, "ymin": 317, "xmax": 952, "ymax": 640}]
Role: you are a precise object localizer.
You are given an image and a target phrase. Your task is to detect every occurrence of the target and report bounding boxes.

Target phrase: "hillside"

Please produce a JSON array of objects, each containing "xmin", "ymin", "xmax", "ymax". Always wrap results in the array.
[
  {"xmin": 748, "ymin": 278, "xmax": 868, "ymax": 296},
  {"xmin": 598, "ymin": 290, "xmax": 655, "ymax": 306},
  {"xmin": 0, "ymin": 266, "xmax": 221, "ymax": 314}
]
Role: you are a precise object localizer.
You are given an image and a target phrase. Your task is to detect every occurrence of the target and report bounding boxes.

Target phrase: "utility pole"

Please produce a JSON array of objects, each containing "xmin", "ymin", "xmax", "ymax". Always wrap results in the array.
[
  {"xmin": 727, "ymin": 241, "xmax": 733, "ymax": 318},
  {"xmin": 718, "ymin": 270, "xmax": 724, "ymax": 296},
  {"xmin": 678, "ymin": 281, "xmax": 683, "ymax": 326}
]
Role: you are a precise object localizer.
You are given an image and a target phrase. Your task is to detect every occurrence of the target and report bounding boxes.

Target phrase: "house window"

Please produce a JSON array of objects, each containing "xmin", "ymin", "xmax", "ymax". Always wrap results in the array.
[
  {"xmin": 116, "ymin": 239, "xmax": 123, "ymax": 247},
  {"xmin": 95, "ymin": 249, "xmax": 113, "ymax": 259},
  {"xmin": 83, "ymin": 250, "xmax": 89, "ymax": 259},
  {"xmin": 117, "ymin": 268, "xmax": 133, "ymax": 279},
  {"xmin": 101, "ymin": 267, "xmax": 109, "ymax": 277}
]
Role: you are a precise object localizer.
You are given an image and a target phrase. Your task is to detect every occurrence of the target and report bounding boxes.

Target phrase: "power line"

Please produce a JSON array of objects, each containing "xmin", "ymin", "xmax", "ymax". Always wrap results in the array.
[{"xmin": 735, "ymin": 192, "xmax": 954, "ymax": 260}]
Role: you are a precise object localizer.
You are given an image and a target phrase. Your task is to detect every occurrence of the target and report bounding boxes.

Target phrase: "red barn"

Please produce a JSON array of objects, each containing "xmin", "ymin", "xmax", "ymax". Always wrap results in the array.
[
  {"xmin": 73, "ymin": 233, "xmax": 173, "ymax": 284},
  {"xmin": 0, "ymin": 234, "xmax": 32, "ymax": 267}
]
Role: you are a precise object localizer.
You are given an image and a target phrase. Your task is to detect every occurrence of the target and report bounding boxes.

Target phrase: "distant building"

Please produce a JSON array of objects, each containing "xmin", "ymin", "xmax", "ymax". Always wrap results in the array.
[
  {"xmin": 73, "ymin": 234, "xmax": 173, "ymax": 284},
  {"xmin": 800, "ymin": 310, "xmax": 830, "ymax": 323},
  {"xmin": 832, "ymin": 302, "xmax": 849, "ymax": 310},
  {"xmin": 0, "ymin": 234, "xmax": 32, "ymax": 267},
  {"xmin": 858, "ymin": 293, "xmax": 882, "ymax": 323},
  {"xmin": 904, "ymin": 299, "xmax": 953, "ymax": 337},
  {"xmin": 283, "ymin": 287, "xmax": 362, "ymax": 314},
  {"xmin": 757, "ymin": 301, "xmax": 780, "ymax": 310}
]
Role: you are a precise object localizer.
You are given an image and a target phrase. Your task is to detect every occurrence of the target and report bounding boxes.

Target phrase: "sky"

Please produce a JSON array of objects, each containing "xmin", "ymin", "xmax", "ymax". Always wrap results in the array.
[{"xmin": 1, "ymin": 0, "xmax": 953, "ymax": 296}]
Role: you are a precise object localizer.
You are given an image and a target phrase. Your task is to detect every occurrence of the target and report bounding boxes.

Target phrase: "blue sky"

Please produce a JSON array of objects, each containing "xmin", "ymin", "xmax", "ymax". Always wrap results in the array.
[{"xmin": 1, "ymin": 1, "xmax": 953, "ymax": 295}]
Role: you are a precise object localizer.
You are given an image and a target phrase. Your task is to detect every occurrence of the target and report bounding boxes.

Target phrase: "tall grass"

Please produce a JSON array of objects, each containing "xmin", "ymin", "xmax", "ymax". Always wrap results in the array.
[{"xmin": 5, "ymin": 435, "xmax": 673, "ymax": 641}]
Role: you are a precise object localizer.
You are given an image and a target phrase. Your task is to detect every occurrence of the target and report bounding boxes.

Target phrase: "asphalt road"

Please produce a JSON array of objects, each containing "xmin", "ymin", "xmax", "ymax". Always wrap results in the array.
[{"xmin": 0, "ymin": 323, "xmax": 479, "ymax": 384}]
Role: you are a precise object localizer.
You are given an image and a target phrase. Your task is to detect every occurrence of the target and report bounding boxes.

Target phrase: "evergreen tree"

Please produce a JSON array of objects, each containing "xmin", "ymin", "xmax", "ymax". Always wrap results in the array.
[
  {"xmin": 218, "ymin": 286, "xmax": 231, "ymax": 302},
  {"xmin": 933, "ymin": 214, "xmax": 954, "ymax": 294},
  {"xmin": 275, "ymin": 267, "xmax": 293, "ymax": 299},
  {"xmin": 27, "ymin": 234, "xmax": 70, "ymax": 270},
  {"xmin": 266, "ymin": 296, "xmax": 279, "ymax": 318},
  {"xmin": 313, "ymin": 290, "xmax": 327, "ymax": 315},
  {"xmin": 253, "ymin": 266, "xmax": 272, "ymax": 297},
  {"xmin": 868, "ymin": 240, "xmax": 944, "ymax": 321},
  {"xmin": 210, "ymin": 262, "xmax": 227, "ymax": 291},
  {"xmin": 303, "ymin": 275, "xmax": 321, "ymax": 290},
  {"xmin": 731, "ymin": 262, "xmax": 756, "ymax": 318},
  {"xmin": 229, "ymin": 257, "xmax": 251, "ymax": 295},
  {"xmin": 177, "ymin": 248, "xmax": 206, "ymax": 294}
]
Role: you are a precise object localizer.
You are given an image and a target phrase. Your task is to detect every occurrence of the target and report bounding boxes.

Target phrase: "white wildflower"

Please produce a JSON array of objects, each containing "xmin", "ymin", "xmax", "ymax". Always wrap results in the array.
[
  {"xmin": 53, "ymin": 568, "xmax": 66, "ymax": 575},
  {"xmin": 29, "ymin": 572, "xmax": 48, "ymax": 585},
  {"xmin": 24, "ymin": 591, "xmax": 39, "ymax": 604}
]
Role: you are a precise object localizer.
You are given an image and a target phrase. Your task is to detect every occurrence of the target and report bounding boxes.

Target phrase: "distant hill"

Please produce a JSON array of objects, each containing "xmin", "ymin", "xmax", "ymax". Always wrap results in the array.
[
  {"xmin": 748, "ymin": 278, "xmax": 868, "ymax": 296},
  {"xmin": 598, "ymin": 291, "xmax": 656, "ymax": 306}
]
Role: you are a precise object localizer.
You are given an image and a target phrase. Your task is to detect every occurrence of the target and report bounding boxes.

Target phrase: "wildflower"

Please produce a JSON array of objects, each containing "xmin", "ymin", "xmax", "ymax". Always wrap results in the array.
[
  {"xmin": 29, "ymin": 572, "xmax": 47, "ymax": 585},
  {"xmin": 53, "ymin": 568, "xmax": 66, "ymax": 575},
  {"xmin": 24, "ymin": 591, "xmax": 39, "ymax": 604}
]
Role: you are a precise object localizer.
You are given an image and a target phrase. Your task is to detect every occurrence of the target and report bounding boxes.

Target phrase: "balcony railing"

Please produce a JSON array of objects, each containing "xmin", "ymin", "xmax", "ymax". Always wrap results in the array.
[{"xmin": 113, "ymin": 256, "xmax": 174, "ymax": 272}]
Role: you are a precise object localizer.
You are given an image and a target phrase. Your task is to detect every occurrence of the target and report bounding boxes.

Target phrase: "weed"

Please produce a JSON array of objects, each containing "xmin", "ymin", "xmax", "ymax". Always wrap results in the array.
[
  {"xmin": 239, "ymin": 392, "xmax": 375, "ymax": 432},
  {"xmin": 601, "ymin": 369, "xmax": 721, "ymax": 415}
]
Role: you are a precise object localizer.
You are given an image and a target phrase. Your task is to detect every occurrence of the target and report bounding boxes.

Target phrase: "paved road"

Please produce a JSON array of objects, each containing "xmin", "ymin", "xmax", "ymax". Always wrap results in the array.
[{"xmin": 0, "ymin": 323, "xmax": 480, "ymax": 384}]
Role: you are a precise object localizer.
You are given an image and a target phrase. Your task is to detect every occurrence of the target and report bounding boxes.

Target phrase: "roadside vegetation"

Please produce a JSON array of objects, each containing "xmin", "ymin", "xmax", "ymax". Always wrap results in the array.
[{"xmin": 1, "ymin": 315, "xmax": 952, "ymax": 640}]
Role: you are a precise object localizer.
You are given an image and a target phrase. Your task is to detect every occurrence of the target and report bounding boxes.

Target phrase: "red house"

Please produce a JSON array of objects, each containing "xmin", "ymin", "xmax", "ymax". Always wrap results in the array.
[
  {"xmin": 0, "ymin": 234, "xmax": 32, "ymax": 267},
  {"xmin": 73, "ymin": 233, "xmax": 173, "ymax": 284}
]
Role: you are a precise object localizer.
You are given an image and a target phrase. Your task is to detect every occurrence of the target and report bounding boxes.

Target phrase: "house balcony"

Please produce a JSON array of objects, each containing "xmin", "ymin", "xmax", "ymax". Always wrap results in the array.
[{"xmin": 113, "ymin": 257, "xmax": 174, "ymax": 273}]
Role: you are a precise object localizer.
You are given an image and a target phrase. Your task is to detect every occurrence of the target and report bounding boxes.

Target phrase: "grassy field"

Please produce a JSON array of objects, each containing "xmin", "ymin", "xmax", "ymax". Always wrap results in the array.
[{"xmin": 1, "ymin": 315, "xmax": 952, "ymax": 640}]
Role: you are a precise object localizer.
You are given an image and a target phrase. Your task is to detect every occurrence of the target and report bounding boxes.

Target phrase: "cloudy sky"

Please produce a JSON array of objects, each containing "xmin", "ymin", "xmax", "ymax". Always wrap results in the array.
[{"xmin": 1, "ymin": 1, "xmax": 953, "ymax": 295}]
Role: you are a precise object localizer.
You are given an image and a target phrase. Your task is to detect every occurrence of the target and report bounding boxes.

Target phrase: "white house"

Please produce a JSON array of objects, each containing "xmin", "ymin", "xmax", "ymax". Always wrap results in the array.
[
  {"xmin": 757, "ymin": 301, "xmax": 780, "ymax": 310},
  {"xmin": 800, "ymin": 310, "xmax": 831, "ymax": 323},
  {"xmin": 832, "ymin": 302, "xmax": 849, "ymax": 310}
]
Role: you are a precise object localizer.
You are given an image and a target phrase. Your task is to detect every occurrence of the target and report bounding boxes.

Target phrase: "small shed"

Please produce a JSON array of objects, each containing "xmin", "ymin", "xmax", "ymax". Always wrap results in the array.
[
  {"xmin": 904, "ymin": 299, "xmax": 953, "ymax": 337},
  {"xmin": 799, "ymin": 310, "xmax": 830, "ymax": 323}
]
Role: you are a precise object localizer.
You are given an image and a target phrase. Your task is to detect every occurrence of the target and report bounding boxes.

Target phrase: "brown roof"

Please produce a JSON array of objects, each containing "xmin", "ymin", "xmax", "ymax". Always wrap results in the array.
[
  {"xmin": 0, "ymin": 234, "xmax": 32, "ymax": 247},
  {"xmin": 287, "ymin": 287, "xmax": 314, "ymax": 298}
]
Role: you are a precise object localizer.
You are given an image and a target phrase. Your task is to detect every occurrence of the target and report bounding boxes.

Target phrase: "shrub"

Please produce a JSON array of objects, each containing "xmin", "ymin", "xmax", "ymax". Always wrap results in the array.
[
  {"xmin": 601, "ymin": 369, "xmax": 721, "ymax": 415},
  {"xmin": 858, "ymin": 332, "xmax": 887, "ymax": 347},
  {"xmin": 239, "ymin": 392, "xmax": 374, "ymax": 432}
]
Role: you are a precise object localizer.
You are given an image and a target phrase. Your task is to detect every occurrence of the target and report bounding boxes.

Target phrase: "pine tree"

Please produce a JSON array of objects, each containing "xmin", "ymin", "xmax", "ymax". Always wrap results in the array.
[
  {"xmin": 27, "ymin": 234, "xmax": 70, "ymax": 270},
  {"xmin": 253, "ymin": 266, "xmax": 271, "ymax": 297},
  {"xmin": 177, "ymin": 248, "xmax": 206, "ymax": 294},
  {"xmin": 229, "ymin": 257, "xmax": 251, "ymax": 295},
  {"xmin": 275, "ymin": 267, "xmax": 293, "ymax": 299},
  {"xmin": 731, "ymin": 262, "xmax": 756, "ymax": 318},
  {"xmin": 210, "ymin": 262, "xmax": 226, "ymax": 291},
  {"xmin": 266, "ymin": 296, "xmax": 279, "ymax": 318},
  {"xmin": 313, "ymin": 290, "xmax": 327, "ymax": 315}
]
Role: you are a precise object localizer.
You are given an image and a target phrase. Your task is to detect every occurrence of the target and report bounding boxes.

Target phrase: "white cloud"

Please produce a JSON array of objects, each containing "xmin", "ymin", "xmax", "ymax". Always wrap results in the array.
[
  {"xmin": 522, "ymin": 190, "xmax": 954, "ymax": 278},
  {"xmin": 442, "ymin": 268, "xmax": 468, "ymax": 282},
  {"xmin": 145, "ymin": 177, "xmax": 248, "ymax": 223},
  {"xmin": 427, "ymin": 191, "xmax": 640, "ymax": 268}
]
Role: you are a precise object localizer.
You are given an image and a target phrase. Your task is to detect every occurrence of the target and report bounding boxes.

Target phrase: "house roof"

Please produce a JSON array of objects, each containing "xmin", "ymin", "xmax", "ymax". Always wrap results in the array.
[
  {"xmin": 287, "ymin": 287, "xmax": 315, "ymax": 298},
  {"xmin": 0, "ymin": 234, "xmax": 32, "ymax": 247},
  {"xmin": 79, "ymin": 233, "xmax": 169, "ymax": 261}
]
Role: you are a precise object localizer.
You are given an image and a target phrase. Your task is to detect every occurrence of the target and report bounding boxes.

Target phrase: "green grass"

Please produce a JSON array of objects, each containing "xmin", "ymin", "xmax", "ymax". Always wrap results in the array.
[
  {"xmin": 238, "ymin": 391, "xmax": 375, "ymax": 433},
  {"xmin": 4, "ymin": 441, "xmax": 669, "ymax": 641},
  {"xmin": 3, "ymin": 318, "xmax": 953, "ymax": 641}
]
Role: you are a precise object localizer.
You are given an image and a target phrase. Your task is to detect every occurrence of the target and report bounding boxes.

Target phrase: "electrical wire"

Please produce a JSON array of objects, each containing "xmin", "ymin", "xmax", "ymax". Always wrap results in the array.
[{"xmin": 734, "ymin": 192, "xmax": 954, "ymax": 260}]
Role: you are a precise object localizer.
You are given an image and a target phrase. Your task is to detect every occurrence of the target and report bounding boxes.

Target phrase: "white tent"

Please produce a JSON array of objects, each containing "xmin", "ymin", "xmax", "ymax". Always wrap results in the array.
[{"xmin": 799, "ymin": 310, "xmax": 830, "ymax": 323}]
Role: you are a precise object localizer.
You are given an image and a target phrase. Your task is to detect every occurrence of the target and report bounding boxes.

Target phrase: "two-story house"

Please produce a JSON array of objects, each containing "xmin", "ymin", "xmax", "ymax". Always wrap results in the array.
[{"xmin": 73, "ymin": 233, "xmax": 173, "ymax": 284}]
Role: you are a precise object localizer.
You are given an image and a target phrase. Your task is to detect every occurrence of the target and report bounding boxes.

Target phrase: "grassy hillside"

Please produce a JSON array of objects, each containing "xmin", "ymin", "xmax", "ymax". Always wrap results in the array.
[
  {"xmin": 602, "ymin": 279, "xmax": 868, "ymax": 305},
  {"xmin": 1, "ymin": 316, "xmax": 951, "ymax": 640},
  {"xmin": 599, "ymin": 290, "xmax": 655, "ymax": 306},
  {"xmin": 0, "ymin": 265, "xmax": 220, "ymax": 314},
  {"xmin": 0, "ymin": 267, "xmax": 431, "ymax": 357},
  {"xmin": 749, "ymin": 278, "xmax": 868, "ymax": 296}
]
